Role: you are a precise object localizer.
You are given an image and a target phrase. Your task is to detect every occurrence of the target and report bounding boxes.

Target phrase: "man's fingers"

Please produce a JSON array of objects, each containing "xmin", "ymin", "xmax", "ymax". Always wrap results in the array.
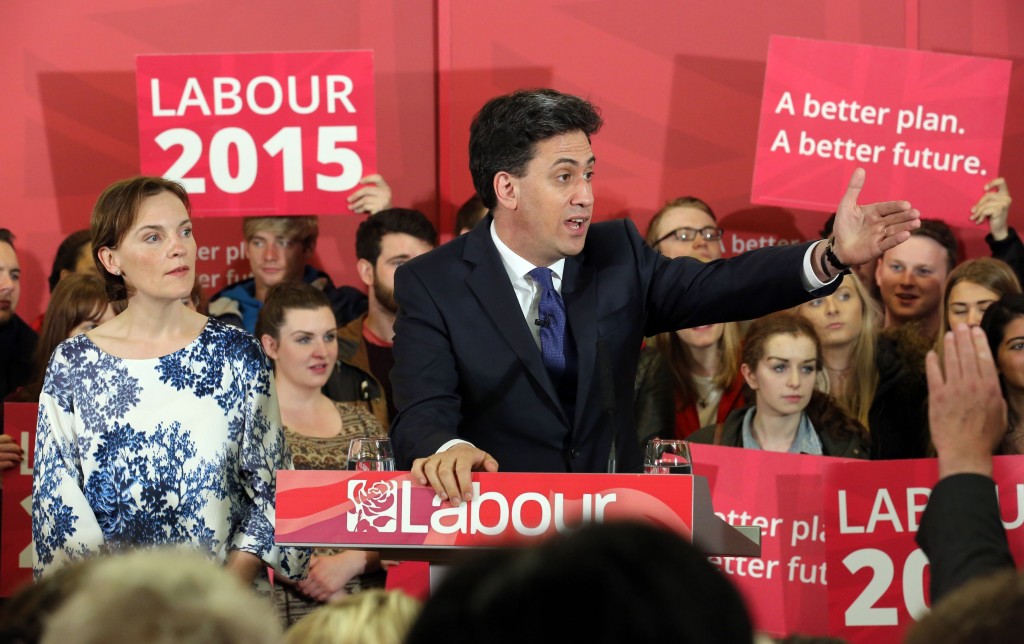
[
  {"xmin": 482, "ymin": 453, "xmax": 500, "ymax": 472},
  {"xmin": 953, "ymin": 323, "xmax": 981, "ymax": 380},
  {"xmin": 411, "ymin": 457, "xmax": 428, "ymax": 485},
  {"xmin": 985, "ymin": 177, "xmax": 1008, "ymax": 194},
  {"xmin": 455, "ymin": 456, "xmax": 475, "ymax": 502},
  {"xmin": 925, "ymin": 349, "xmax": 944, "ymax": 392},
  {"xmin": 838, "ymin": 167, "xmax": 866, "ymax": 212},
  {"xmin": 943, "ymin": 329, "xmax": 962, "ymax": 383},
  {"xmin": 434, "ymin": 455, "xmax": 462, "ymax": 504},
  {"xmin": 971, "ymin": 325, "xmax": 999, "ymax": 383},
  {"xmin": 876, "ymin": 230, "xmax": 912, "ymax": 254},
  {"xmin": 420, "ymin": 456, "xmax": 449, "ymax": 501}
]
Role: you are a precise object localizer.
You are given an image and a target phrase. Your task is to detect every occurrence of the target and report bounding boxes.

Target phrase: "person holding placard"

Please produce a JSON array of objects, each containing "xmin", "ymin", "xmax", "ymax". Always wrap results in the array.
[
  {"xmin": 972, "ymin": 177, "xmax": 1024, "ymax": 285},
  {"xmin": 208, "ymin": 174, "xmax": 393, "ymax": 333}
]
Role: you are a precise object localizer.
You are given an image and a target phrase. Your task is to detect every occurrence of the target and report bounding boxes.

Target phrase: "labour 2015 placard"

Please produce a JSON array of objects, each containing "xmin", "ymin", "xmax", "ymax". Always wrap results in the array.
[{"xmin": 136, "ymin": 51, "xmax": 376, "ymax": 217}]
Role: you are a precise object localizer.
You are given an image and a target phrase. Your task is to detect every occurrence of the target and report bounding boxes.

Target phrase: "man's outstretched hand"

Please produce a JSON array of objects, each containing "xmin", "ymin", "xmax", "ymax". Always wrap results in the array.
[{"xmin": 830, "ymin": 167, "xmax": 921, "ymax": 268}]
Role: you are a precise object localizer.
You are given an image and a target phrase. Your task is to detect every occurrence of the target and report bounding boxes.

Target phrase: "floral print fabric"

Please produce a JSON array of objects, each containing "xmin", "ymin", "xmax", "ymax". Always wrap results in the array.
[{"xmin": 32, "ymin": 319, "xmax": 308, "ymax": 580}]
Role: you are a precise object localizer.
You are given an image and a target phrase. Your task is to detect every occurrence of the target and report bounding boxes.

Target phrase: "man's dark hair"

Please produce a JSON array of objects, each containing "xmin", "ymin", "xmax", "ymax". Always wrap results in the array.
[
  {"xmin": 910, "ymin": 219, "xmax": 958, "ymax": 272},
  {"xmin": 469, "ymin": 88, "xmax": 603, "ymax": 209},
  {"xmin": 48, "ymin": 229, "xmax": 91, "ymax": 292},
  {"xmin": 355, "ymin": 208, "xmax": 438, "ymax": 265},
  {"xmin": 0, "ymin": 229, "xmax": 15, "ymax": 249},
  {"xmin": 406, "ymin": 522, "xmax": 753, "ymax": 644},
  {"xmin": 454, "ymin": 194, "xmax": 487, "ymax": 236}
]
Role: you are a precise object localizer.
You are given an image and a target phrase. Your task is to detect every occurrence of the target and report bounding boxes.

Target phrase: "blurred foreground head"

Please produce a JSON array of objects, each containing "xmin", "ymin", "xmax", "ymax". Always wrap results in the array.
[
  {"xmin": 40, "ymin": 548, "xmax": 282, "ymax": 644},
  {"xmin": 406, "ymin": 521, "xmax": 753, "ymax": 644}
]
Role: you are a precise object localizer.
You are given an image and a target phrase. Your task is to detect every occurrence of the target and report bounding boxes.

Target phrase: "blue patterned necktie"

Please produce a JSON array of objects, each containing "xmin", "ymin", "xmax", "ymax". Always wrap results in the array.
[{"xmin": 528, "ymin": 267, "xmax": 568, "ymax": 379}]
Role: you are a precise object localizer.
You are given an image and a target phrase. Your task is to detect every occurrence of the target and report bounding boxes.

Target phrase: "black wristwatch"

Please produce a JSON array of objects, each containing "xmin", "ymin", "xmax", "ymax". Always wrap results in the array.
[{"xmin": 821, "ymin": 237, "xmax": 851, "ymax": 276}]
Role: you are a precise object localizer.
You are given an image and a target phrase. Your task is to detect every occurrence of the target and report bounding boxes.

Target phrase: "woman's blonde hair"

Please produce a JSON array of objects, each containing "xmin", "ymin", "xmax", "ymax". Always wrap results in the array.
[
  {"xmin": 654, "ymin": 322, "xmax": 741, "ymax": 410},
  {"xmin": 284, "ymin": 590, "xmax": 420, "ymax": 644},
  {"xmin": 796, "ymin": 274, "xmax": 880, "ymax": 431}
]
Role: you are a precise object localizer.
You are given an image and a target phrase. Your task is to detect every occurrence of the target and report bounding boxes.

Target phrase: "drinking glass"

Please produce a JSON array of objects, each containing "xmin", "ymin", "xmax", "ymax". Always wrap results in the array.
[
  {"xmin": 643, "ymin": 439, "xmax": 692, "ymax": 474},
  {"xmin": 347, "ymin": 436, "xmax": 396, "ymax": 471}
]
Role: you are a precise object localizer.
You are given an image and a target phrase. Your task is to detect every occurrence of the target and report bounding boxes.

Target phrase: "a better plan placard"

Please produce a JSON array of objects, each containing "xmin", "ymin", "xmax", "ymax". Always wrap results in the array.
[{"xmin": 751, "ymin": 36, "xmax": 1010, "ymax": 222}]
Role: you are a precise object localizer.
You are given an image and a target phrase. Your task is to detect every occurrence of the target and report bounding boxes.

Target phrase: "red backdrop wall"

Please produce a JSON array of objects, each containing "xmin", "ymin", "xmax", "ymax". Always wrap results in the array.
[{"xmin": 3, "ymin": 0, "xmax": 1023, "ymax": 320}]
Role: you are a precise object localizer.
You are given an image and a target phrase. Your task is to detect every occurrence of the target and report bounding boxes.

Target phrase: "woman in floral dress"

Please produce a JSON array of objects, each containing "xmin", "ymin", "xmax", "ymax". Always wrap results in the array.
[{"xmin": 32, "ymin": 176, "xmax": 307, "ymax": 585}]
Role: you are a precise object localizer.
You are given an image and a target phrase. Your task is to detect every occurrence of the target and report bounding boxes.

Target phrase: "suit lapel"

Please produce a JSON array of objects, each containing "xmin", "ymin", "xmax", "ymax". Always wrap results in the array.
[
  {"xmin": 562, "ymin": 254, "xmax": 597, "ymax": 430},
  {"xmin": 463, "ymin": 219, "xmax": 567, "ymax": 422}
]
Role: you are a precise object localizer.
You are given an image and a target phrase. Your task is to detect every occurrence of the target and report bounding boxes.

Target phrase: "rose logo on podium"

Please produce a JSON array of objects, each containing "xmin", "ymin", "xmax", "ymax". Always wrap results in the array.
[{"xmin": 347, "ymin": 480, "xmax": 398, "ymax": 532}]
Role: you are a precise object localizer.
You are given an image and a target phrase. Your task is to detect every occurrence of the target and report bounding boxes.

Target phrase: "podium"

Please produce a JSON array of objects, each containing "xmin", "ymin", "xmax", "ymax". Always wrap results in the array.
[{"xmin": 276, "ymin": 471, "xmax": 760, "ymax": 572}]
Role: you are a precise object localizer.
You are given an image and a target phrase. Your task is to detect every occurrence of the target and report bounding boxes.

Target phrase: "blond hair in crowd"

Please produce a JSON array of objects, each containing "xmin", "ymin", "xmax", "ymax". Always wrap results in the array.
[
  {"xmin": 41, "ymin": 548, "xmax": 282, "ymax": 644},
  {"xmin": 795, "ymin": 274, "xmax": 880, "ymax": 431},
  {"xmin": 284, "ymin": 589, "xmax": 421, "ymax": 644}
]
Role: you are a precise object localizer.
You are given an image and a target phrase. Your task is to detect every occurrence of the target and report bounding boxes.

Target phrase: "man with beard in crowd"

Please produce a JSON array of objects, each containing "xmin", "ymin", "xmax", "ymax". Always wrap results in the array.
[{"xmin": 326, "ymin": 209, "xmax": 437, "ymax": 427}]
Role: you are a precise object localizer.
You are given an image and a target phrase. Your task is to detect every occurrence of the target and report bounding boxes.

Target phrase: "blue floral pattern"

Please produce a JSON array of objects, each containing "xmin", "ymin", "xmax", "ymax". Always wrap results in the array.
[{"xmin": 32, "ymin": 319, "xmax": 308, "ymax": 580}]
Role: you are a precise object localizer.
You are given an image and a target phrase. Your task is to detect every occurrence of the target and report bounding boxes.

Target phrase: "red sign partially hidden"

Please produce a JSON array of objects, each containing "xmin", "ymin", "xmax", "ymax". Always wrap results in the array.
[
  {"xmin": 824, "ymin": 457, "xmax": 1024, "ymax": 644},
  {"xmin": 2, "ymin": 403, "xmax": 38, "ymax": 596},
  {"xmin": 137, "ymin": 51, "xmax": 376, "ymax": 217},
  {"xmin": 751, "ymin": 36, "xmax": 1011, "ymax": 224},
  {"xmin": 692, "ymin": 444, "xmax": 842, "ymax": 638},
  {"xmin": 276, "ymin": 471, "xmax": 702, "ymax": 550}
]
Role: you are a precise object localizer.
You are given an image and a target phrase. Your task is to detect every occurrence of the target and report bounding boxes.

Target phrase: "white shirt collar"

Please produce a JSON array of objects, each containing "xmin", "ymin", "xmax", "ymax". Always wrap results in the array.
[{"xmin": 489, "ymin": 220, "xmax": 565, "ymax": 284}]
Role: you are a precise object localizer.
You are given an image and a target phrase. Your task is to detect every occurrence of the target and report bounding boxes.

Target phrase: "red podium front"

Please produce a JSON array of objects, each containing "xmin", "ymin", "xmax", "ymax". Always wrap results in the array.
[{"xmin": 276, "ymin": 471, "xmax": 760, "ymax": 562}]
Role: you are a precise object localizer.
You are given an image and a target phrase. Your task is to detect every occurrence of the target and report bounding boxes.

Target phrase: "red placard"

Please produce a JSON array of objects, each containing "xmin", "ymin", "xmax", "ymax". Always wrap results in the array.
[
  {"xmin": 276, "ymin": 471, "xmax": 697, "ymax": 549},
  {"xmin": 751, "ymin": 36, "xmax": 1011, "ymax": 224},
  {"xmin": 1, "ymin": 403, "xmax": 37, "ymax": 596},
  {"xmin": 137, "ymin": 51, "xmax": 376, "ymax": 217},
  {"xmin": 692, "ymin": 444, "xmax": 844, "ymax": 637},
  {"xmin": 824, "ymin": 457, "xmax": 1024, "ymax": 643}
]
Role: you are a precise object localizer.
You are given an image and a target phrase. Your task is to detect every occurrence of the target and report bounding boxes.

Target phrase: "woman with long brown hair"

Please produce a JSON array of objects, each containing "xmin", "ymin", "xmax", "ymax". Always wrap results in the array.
[{"xmin": 689, "ymin": 313, "xmax": 868, "ymax": 457}]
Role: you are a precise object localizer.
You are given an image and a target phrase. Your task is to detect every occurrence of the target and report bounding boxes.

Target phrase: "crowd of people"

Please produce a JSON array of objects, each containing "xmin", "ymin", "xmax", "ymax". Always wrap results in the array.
[{"xmin": 0, "ymin": 87, "xmax": 1020, "ymax": 641}]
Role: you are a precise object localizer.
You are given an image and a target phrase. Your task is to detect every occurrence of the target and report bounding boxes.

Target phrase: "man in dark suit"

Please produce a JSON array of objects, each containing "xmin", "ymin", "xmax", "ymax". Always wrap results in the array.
[{"xmin": 390, "ymin": 88, "xmax": 919, "ymax": 504}]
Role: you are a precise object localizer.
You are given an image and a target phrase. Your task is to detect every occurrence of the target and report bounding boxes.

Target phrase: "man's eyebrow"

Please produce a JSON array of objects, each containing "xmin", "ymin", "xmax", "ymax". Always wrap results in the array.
[{"xmin": 550, "ymin": 155, "xmax": 596, "ymax": 168}]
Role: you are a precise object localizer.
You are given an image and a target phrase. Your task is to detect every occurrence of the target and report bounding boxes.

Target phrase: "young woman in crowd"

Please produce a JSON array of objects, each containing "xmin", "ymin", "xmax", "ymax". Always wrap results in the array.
[
  {"xmin": 940, "ymin": 258, "xmax": 1021, "ymax": 335},
  {"xmin": 689, "ymin": 313, "xmax": 868, "ymax": 458},
  {"xmin": 795, "ymin": 275, "xmax": 878, "ymax": 431},
  {"xmin": 634, "ymin": 197, "xmax": 745, "ymax": 440},
  {"xmin": 257, "ymin": 282, "xmax": 387, "ymax": 624},
  {"xmin": 6, "ymin": 273, "xmax": 114, "ymax": 402},
  {"xmin": 795, "ymin": 273, "xmax": 928, "ymax": 459},
  {"xmin": 32, "ymin": 176, "xmax": 307, "ymax": 585},
  {"xmin": 981, "ymin": 293, "xmax": 1024, "ymax": 455},
  {"xmin": 29, "ymin": 229, "xmax": 95, "ymax": 331}
]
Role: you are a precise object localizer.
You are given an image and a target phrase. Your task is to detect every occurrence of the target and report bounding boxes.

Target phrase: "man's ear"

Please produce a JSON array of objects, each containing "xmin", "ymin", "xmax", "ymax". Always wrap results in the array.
[
  {"xmin": 97, "ymin": 247, "xmax": 120, "ymax": 277},
  {"xmin": 356, "ymin": 258, "xmax": 375, "ymax": 288},
  {"xmin": 303, "ymin": 239, "xmax": 317, "ymax": 261},
  {"xmin": 740, "ymin": 363, "xmax": 758, "ymax": 390},
  {"xmin": 260, "ymin": 334, "xmax": 279, "ymax": 361},
  {"xmin": 494, "ymin": 172, "xmax": 518, "ymax": 211}
]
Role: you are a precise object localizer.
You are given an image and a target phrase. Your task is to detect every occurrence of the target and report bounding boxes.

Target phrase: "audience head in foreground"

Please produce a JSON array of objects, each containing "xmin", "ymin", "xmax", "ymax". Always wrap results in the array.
[
  {"xmin": 284, "ymin": 589, "xmax": 420, "ymax": 644},
  {"xmin": 405, "ymin": 522, "xmax": 754, "ymax": 644},
  {"xmin": 40, "ymin": 548, "xmax": 283, "ymax": 644}
]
